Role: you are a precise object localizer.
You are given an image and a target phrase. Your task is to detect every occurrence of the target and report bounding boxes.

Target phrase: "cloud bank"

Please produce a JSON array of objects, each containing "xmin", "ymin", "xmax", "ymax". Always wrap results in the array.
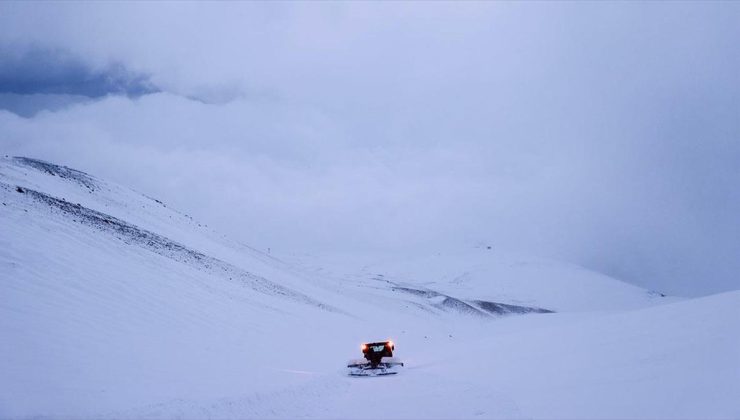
[{"xmin": 1, "ymin": 2, "xmax": 739, "ymax": 296}]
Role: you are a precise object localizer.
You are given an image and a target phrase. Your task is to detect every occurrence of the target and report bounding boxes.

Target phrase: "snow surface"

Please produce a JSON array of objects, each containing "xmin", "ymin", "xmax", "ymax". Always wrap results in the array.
[{"xmin": 1, "ymin": 156, "xmax": 738, "ymax": 419}]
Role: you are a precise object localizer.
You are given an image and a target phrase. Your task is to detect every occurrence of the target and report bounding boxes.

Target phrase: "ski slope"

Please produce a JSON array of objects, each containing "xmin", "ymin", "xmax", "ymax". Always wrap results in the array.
[{"xmin": 1, "ymin": 156, "xmax": 738, "ymax": 419}]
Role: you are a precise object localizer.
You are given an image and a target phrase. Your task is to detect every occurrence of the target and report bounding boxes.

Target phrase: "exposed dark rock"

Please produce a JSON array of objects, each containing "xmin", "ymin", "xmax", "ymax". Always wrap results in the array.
[
  {"xmin": 439, "ymin": 296, "xmax": 488, "ymax": 317},
  {"xmin": 391, "ymin": 286, "xmax": 439, "ymax": 298},
  {"xmin": 13, "ymin": 157, "xmax": 97, "ymax": 191},
  {"xmin": 471, "ymin": 300, "xmax": 553, "ymax": 315},
  {"xmin": 392, "ymin": 284, "xmax": 553, "ymax": 318}
]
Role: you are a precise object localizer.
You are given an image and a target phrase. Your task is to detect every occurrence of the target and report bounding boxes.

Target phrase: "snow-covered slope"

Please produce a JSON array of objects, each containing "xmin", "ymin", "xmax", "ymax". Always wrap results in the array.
[{"xmin": 1, "ymin": 156, "xmax": 737, "ymax": 419}]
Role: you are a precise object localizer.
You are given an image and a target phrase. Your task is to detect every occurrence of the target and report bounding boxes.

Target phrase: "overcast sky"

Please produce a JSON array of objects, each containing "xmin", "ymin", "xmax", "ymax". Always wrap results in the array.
[{"xmin": 1, "ymin": 2, "xmax": 739, "ymax": 296}]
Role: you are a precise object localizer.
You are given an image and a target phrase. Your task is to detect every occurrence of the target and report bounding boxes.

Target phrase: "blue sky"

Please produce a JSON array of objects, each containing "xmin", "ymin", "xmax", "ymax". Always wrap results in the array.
[{"xmin": 1, "ymin": 2, "xmax": 739, "ymax": 296}]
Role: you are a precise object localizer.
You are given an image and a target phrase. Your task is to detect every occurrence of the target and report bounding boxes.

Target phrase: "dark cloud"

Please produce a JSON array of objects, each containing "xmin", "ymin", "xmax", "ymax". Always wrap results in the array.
[
  {"xmin": 0, "ymin": 45, "xmax": 159, "ymax": 116},
  {"xmin": 0, "ymin": 45, "xmax": 158, "ymax": 97}
]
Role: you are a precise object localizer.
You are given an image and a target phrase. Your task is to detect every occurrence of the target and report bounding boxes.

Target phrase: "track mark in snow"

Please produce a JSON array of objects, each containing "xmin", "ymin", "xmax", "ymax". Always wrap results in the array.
[
  {"xmin": 273, "ymin": 368, "xmax": 325, "ymax": 375},
  {"xmin": 102, "ymin": 376, "xmax": 351, "ymax": 419}
]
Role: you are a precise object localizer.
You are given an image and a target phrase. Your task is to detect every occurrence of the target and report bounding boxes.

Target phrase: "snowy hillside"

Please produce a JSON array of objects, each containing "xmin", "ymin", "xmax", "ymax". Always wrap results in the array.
[{"xmin": 1, "ymin": 156, "xmax": 738, "ymax": 419}]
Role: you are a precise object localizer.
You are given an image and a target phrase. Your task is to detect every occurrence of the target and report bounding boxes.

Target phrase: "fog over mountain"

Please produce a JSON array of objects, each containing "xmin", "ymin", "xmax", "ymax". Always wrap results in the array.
[{"xmin": 2, "ymin": 2, "xmax": 739, "ymax": 296}]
